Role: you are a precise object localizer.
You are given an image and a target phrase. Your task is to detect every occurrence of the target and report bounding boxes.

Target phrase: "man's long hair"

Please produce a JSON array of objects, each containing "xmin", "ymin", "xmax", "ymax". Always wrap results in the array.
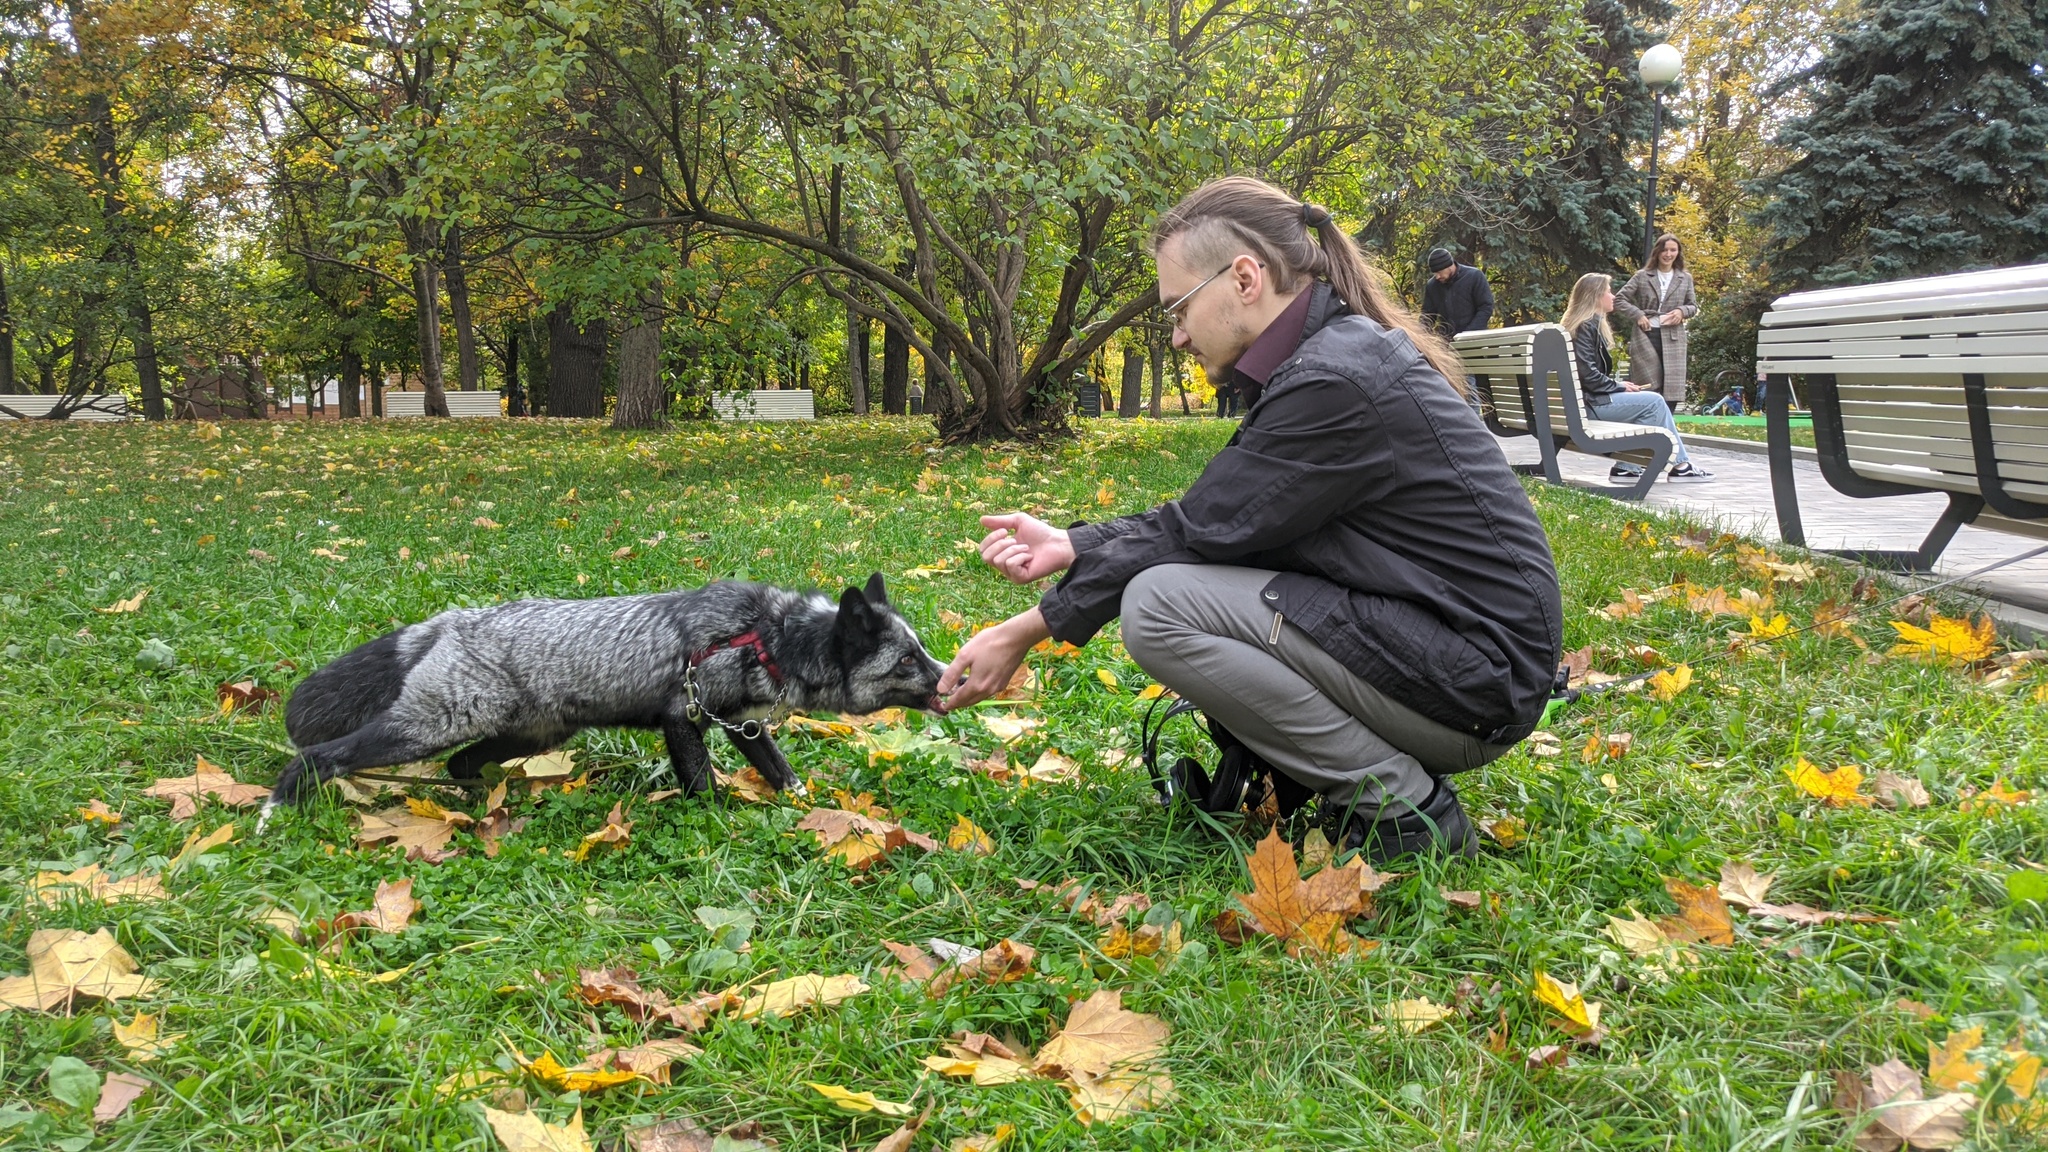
[
  {"xmin": 1149, "ymin": 176, "xmax": 1467, "ymax": 393},
  {"xmin": 1562, "ymin": 274, "xmax": 1616, "ymax": 346}
]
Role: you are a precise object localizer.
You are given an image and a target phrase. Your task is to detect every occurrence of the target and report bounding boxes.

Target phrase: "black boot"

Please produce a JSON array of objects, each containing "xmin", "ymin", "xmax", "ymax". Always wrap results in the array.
[{"xmin": 1331, "ymin": 776, "xmax": 1477, "ymax": 863}]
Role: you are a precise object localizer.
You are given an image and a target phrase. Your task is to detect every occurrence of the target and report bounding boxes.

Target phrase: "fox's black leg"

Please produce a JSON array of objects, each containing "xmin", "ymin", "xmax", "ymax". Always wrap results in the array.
[
  {"xmin": 445, "ymin": 733, "xmax": 558, "ymax": 780},
  {"xmin": 725, "ymin": 727, "xmax": 800, "ymax": 792},
  {"xmin": 662, "ymin": 707, "xmax": 716, "ymax": 794},
  {"xmin": 261, "ymin": 717, "xmax": 452, "ymax": 828}
]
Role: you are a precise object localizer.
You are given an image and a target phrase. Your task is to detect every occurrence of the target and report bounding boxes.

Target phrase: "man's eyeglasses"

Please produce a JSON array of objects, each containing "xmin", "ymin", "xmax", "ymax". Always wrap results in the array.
[{"xmin": 1162, "ymin": 260, "xmax": 1262, "ymax": 327}]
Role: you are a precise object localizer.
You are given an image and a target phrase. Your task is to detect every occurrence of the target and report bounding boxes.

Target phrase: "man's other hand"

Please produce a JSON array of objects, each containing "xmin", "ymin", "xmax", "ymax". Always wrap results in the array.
[{"xmin": 977, "ymin": 512, "xmax": 1076, "ymax": 584}]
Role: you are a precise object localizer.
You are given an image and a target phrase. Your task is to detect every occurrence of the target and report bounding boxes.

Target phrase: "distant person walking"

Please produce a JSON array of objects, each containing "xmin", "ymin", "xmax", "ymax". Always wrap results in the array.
[
  {"xmin": 1563, "ymin": 273, "xmax": 1713, "ymax": 483},
  {"xmin": 1612, "ymin": 233, "xmax": 1696, "ymax": 407},
  {"xmin": 1419, "ymin": 247, "xmax": 1495, "ymax": 339}
]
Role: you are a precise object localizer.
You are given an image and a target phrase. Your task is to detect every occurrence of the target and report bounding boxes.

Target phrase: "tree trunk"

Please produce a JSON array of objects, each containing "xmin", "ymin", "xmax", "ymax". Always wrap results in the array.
[
  {"xmin": 0, "ymin": 260, "xmax": 14, "ymax": 392},
  {"xmin": 369, "ymin": 356, "xmax": 383, "ymax": 417},
  {"xmin": 410, "ymin": 251, "xmax": 451, "ymax": 416},
  {"xmin": 1119, "ymin": 344, "xmax": 1143, "ymax": 417},
  {"xmin": 612, "ymin": 289, "xmax": 666, "ymax": 429},
  {"xmin": 848, "ymin": 312, "xmax": 870, "ymax": 414},
  {"xmin": 338, "ymin": 348, "xmax": 362, "ymax": 418},
  {"xmin": 1148, "ymin": 338, "xmax": 1165, "ymax": 418},
  {"xmin": 547, "ymin": 306, "xmax": 607, "ymax": 418},
  {"xmin": 443, "ymin": 224, "xmax": 481, "ymax": 391},
  {"xmin": 881, "ymin": 320, "xmax": 909, "ymax": 414},
  {"xmin": 131, "ymin": 298, "xmax": 164, "ymax": 420},
  {"xmin": 501, "ymin": 322, "xmax": 525, "ymax": 416}
]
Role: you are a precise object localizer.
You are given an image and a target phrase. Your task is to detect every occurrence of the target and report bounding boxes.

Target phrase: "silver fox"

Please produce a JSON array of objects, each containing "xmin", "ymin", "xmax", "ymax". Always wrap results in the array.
[{"xmin": 259, "ymin": 573, "xmax": 945, "ymax": 826}]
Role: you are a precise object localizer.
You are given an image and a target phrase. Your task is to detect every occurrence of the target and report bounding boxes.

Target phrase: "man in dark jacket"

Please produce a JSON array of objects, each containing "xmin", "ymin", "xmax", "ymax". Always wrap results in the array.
[
  {"xmin": 937, "ymin": 178, "xmax": 1561, "ymax": 862},
  {"xmin": 1420, "ymin": 247, "xmax": 1495, "ymax": 338}
]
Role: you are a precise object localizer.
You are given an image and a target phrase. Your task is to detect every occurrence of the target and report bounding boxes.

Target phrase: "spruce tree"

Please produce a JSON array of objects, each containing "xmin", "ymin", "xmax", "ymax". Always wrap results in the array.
[{"xmin": 1758, "ymin": 0, "xmax": 2048, "ymax": 286}]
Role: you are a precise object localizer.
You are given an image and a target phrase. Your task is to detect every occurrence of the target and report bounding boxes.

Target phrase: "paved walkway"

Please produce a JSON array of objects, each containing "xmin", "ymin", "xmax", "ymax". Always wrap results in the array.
[{"xmin": 1493, "ymin": 436, "xmax": 2048, "ymax": 625}]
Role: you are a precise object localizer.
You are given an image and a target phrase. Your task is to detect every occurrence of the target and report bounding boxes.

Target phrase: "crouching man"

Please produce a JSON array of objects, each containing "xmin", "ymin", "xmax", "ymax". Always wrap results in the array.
[{"xmin": 937, "ymin": 176, "xmax": 1562, "ymax": 863}]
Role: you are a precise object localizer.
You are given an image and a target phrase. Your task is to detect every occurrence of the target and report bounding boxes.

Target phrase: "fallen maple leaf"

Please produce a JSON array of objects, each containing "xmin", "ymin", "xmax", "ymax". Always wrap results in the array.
[
  {"xmin": 0, "ymin": 928, "xmax": 159, "ymax": 1013},
  {"xmin": 515, "ymin": 1049, "xmax": 643, "ymax": 1092},
  {"xmin": 1034, "ymin": 988, "xmax": 1170, "ymax": 1079},
  {"xmin": 1813, "ymin": 599, "xmax": 1862, "ymax": 640},
  {"xmin": 806, "ymin": 1082, "xmax": 913, "ymax": 1117},
  {"xmin": 78, "ymin": 799, "xmax": 121, "ymax": 826},
  {"xmin": 143, "ymin": 756, "xmax": 268, "ymax": 820},
  {"xmin": 1717, "ymin": 861, "xmax": 1776, "ymax": 910},
  {"xmin": 868, "ymin": 1106, "xmax": 931, "ymax": 1152},
  {"xmin": 1581, "ymin": 731, "xmax": 1633, "ymax": 763},
  {"xmin": 33, "ymin": 864, "xmax": 166, "ymax": 907},
  {"xmin": 1649, "ymin": 663, "xmax": 1693, "ymax": 701},
  {"xmin": 167, "ymin": 823, "xmax": 235, "ymax": 873},
  {"xmin": 1833, "ymin": 1058, "xmax": 1973, "ymax": 1151},
  {"xmin": 328, "ymin": 878, "xmax": 419, "ymax": 937},
  {"xmin": 927, "ymin": 939, "xmax": 1038, "ymax": 995},
  {"xmin": 1066, "ymin": 1068, "xmax": 1176, "ymax": 1126},
  {"xmin": 622, "ymin": 1118, "xmax": 777, "ymax": 1152},
  {"xmin": 1098, "ymin": 921, "xmax": 1182, "ymax": 961},
  {"xmin": 713, "ymin": 765, "xmax": 779, "ymax": 803},
  {"xmin": 1022, "ymin": 749, "xmax": 1079, "ymax": 784},
  {"xmin": 1747, "ymin": 902, "xmax": 1896, "ymax": 927},
  {"xmin": 113, "ymin": 1013, "xmax": 184, "ymax": 1061},
  {"xmin": 1786, "ymin": 759, "xmax": 1871, "ymax": 807},
  {"xmin": 216, "ymin": 680, "xmax": 279, "ymax": 715},
  {"xmin": 98, "ymin": 589, "xmax": 149, "ymax": 613},
  {"xmin": 794, "ymin": 808, "xmax": 935, "ymax": 869},
  {"xmin": 1687, "ymin": 584, "xmax": 1740, "ymax": 616},
  {"xmin": 1889, "ymin": 613, "xmax": 1997, "ymax": 665},
  {"xmin": 1601, "ymin": 590, "xmax": 1645, "ymax": 619},
  {"xmin": 1230, "ymin": 828, "xmax": 1372, "ymax": 956},
  {"xmin": 1381, "ymin": 998, "xmax": 1454, "ymax": 1035},
  {"xmin": 735, "ymin": 973, "xmax": 867, "ymax": 1020},
  {"xmin": 1480, "ymin": 816, "xmax": 1527, "ymax": 848},
  {"xmin": 1960, "ymin": 779, "xmax": 2034, "ymax": 812},
  {"xmin": 482, "ymin": 1106, "xmax": 592, "ymax": 1152},
  {"xmin": 1660, "ymin": 877, "xmax": 1735, "ymax": 945},
  {"xmin": 977, "ymin": 713, "xmax": 1042, "ymax": 743},
  {"xmin": 355, "ymin": 805, "xmax": 466, "ymax": 863},
  {"xmin": 1870, "ymin": 771, "xmax": 1932, "ymax": 809},
  {"xmin": 1531, "ymin": 970, "xmax": 1600, "ymax": 1038},
  {"xmin": 1927, "ymin": 1027, "xmax": 1985, "ymax": 1092},
  {"xmin": 570, "ymin": 802, "xmax": 633, "ymax": 862},
  {"xmin": 575, "ymin": 967, "xmax": 724, "ymax": 1031},
  {"xmin": 944, "ymin": 1125, "xmax": 1012, "ymax": 1152},
  {"xmin": 946, "ymin": 815, "xmax": 995, "ymax": 855},
  {"xmin": 503, "ymin": 749, "xmax": 580, "ymax": 781},
  {"xmin": 94, "ymin": 1071, "xmax": 150, "ymax": 1124}
]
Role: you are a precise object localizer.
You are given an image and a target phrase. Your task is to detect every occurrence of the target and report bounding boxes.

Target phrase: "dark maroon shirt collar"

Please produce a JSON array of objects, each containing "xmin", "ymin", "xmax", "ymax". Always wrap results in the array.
[{"xmin": 1228, "ymin": 286, "xmax": 1316, "ymax": 404}]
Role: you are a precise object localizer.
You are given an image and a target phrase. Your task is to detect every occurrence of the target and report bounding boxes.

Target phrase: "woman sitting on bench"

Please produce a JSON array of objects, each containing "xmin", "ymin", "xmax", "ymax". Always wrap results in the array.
[{"xmin": 1562, "ymin": 273, "xmax": 1713, "ymax": 483}]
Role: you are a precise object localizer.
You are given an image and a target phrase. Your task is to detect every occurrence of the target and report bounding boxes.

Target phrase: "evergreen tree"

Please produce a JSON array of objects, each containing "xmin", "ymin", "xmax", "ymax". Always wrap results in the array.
[{"xmin": 1757, "ymin": 0, "xmax": 2048, "ymax": 287}]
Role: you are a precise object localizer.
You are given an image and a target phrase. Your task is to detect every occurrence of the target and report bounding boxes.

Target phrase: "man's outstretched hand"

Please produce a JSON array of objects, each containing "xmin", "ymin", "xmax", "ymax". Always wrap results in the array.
[
  {"xmin": 938, "ymin": 608, "xmax": 1052, "ymax": 713},
  {"xmin": 977, "ymin": 512, "xmax": 1075, "ymax": 584}
]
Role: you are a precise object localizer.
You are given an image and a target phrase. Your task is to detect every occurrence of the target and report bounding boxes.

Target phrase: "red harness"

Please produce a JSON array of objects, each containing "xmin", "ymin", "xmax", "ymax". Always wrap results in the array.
[{"xmin": 688, "ymin": 629, "xmax": 785, "ymax": 685}]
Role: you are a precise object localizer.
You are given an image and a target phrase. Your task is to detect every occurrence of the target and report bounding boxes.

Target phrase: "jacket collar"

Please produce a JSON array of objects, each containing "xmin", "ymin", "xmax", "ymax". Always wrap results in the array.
[{"xmin": 1230, "ymin": 281, "xmax": 1347, "ymax": 406}]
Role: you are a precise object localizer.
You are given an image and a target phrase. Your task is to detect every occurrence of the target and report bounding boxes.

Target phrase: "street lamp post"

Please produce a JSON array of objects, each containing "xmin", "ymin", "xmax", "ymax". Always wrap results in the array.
[{"xmin": 1638, "ymin": 42, "xmax": 1683, "ymax": 263}]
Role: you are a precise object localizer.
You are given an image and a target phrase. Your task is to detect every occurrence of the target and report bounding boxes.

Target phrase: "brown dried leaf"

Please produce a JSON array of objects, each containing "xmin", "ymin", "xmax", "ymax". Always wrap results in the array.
[
  {"xmin": 1660, "ymin": 877, "xmax": 1735, "ymax": 945},
  {"xmin": 143, "ymin": 756, "xmax": 268, "ymax": 820},
  {"xmin": 354, "ymin": 806, "xmax": 465, "ymax": 863},
  {"xmin": 1717, "ymin": 861, "xmax": 1776, "ymax": 910},
  {"xmin": 0, "ymin": 928, "xmax": 159, "ymax": 1013},
  {"xmin": 1033, "ymin": 989, "xmax": 1169, "ymax": 1080},
  {"xmin": 569, "ymin": 802, "xmax": 633, "ymax": 862},
  {"xmin": 1232, "ymin": 827, "xmax": 1371, "ymax": 956},
  {"xmin": 328, "ymin": 878, "xmax": 419, "ymax": 937},
  {"xmin": 33, "ymin": 864, "xmax": 167, "ymax": 907}
]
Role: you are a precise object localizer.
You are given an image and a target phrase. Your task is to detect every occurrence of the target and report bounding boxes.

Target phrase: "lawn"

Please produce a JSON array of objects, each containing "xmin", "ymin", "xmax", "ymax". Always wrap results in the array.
[
  {"xmin": 1, "ymin": 415, "xmax": 2043, "ymax": 1151},
  {"xmin": 1674, "ymin": 414, "xmax": 1817, "ymax": 449}
]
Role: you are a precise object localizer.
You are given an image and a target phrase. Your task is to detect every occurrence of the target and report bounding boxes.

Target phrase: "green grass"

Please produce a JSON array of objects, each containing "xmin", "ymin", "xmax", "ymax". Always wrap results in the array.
[
  {"xmin": 1675, "ymin": 415, "xmax": 1817, "ymax": 449},
  {"xmin": 2, "ymin": 415, "xmax": 2044, "ymax": 1151}
]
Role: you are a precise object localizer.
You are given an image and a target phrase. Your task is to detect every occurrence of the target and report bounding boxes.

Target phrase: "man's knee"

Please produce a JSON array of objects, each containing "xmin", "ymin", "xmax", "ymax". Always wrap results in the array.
[{"xmin": 1119, "ymin": 564, "xmax": 1196, "ymax": 668}]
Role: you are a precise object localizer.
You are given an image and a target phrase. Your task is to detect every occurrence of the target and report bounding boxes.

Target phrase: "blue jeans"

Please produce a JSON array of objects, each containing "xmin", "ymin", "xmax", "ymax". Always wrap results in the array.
[{"xmin": 1587, "ymin": 391, "xmax": 1692, "ymax": 465}]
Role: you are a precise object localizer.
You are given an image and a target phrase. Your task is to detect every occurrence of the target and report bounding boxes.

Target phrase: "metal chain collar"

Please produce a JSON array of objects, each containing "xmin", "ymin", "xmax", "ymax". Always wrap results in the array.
[{"xmin": 683, "ymin": 661, "xmax": 789, "ymax": 740}]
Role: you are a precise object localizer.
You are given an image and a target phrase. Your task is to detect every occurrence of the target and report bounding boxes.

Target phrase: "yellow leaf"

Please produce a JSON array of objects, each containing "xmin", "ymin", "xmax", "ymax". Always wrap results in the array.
[
  {"xmin": 1784, "ymin": 759, "xmax": 1870, "ymax": 807},
  {"xmin": 1961, "ymin": 779, "xmax": 2034, "ymax": 811},
  {"xmin": 1229, "ymin": 828, "xmax": 1373, "ymax": 955},
  {"xmin": 569, "ymin": 802, "xmax": 633, "ymax": 862},
  {"xmin": 1381, "ymin": 998, "xmax": 1453, "ymax": 1035},
  {"xmin": 1889, "ymin": 613, "xmax": 1997, "ymax": 664},
  {"xmin": 1531, "ymin": 970, "xmax": 1600, "ymax": 1037},
  {"xmin": 1023, "ymin": 749, "xmax": 1079, "ymax": 784},
  {"xmin": 1605, "ymin": 913, "xmax": 1673, "ymax": 957},
  {"xmin": 480, "ymin": 1106, "xmax": 592, "ymax": 1152},
  {"xmin": 806, "ymin": 1082, "xmax": 913, "ymax": 1117},
  {"xmin": 144, "ymin": 757, "xmax": 269, "ymax": 820},
  {"xmin": 1095, "ymin": 668, "xmax": 1121, "ymax": 692},
  {"xmin": 112, "ymin": 1013, "xmax": 184, "ymax": 1061},
  {"xmin": 33, "ymin": 864, "xmax": 166, "ymax": 906},
  {"xmin": 168, "ymin": 823, "xmax": 236, "ymax": 873},
  {"xmin": 1743, "ymin": 613, "xmax": 1791, "ymax": 640},
  {"xmin": 77, "ymin": 799, "xmax": 122, "ymax": 826},
  {"xmin": 977, "ymin": 713, "xmax": 1042, "ymax": 743},
  {"xmin": 97, "ymin": 589, "xmax": 149, "ymax": 613},
  {"xmin": 947, "ymin": 1124, "xmax": 1014, "ymax": 1152},
  {"xmin": 0, "ymin": 928, "xmax": 159, "ymax": 1012},
  {"xmin": 946, "ymin": 815, "xmax": 995, "ymax": 856},
  {"xmin": 1065, "ymin": 1069, "xmax": 1175, "ymax": 1126},
  {"xmin": 1928, "ymin": 1027, "xmax": 1985, "ymax": 1092},
  {"xmin": 1136, "ymin": 683, "xmax": 1168, "ymax": 700},
  {"xmin": 1659, "ymin": 877, "xmax": 1734, "ymax": 945},
  {"xmin": 515, "ymin": 1049, "xmax": 643, "ymax": 1092},
  {"xmin": 1649, "ymin": 663, "xmax": 1692, "ymax": 701},
  {"xmin": 735, "ymin": 973, "xmax": 868, "ymax": 1019}
]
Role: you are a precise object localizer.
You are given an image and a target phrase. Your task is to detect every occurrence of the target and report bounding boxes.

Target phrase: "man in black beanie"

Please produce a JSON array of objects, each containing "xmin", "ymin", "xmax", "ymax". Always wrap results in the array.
[{"xmin": 1419, "ymin": 247, "xmax": 1495, "ymax": 339}]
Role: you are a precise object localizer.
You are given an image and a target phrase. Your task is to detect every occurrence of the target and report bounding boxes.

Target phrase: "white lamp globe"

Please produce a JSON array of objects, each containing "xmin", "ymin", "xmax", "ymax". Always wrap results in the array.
[{"xmin": 1639, "ymin": 43, "xmax": 1683, "ymax": 87}]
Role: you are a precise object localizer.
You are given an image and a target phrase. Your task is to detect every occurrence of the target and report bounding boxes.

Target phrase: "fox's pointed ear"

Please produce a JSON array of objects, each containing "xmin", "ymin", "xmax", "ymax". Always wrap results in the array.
[
  {"xmin": 864, "ymin": 571, "xmax": 888, "ymax": 604},
  {"xmin": 836, "ymin": 585, "xmax": 875, "ymax": 647}
]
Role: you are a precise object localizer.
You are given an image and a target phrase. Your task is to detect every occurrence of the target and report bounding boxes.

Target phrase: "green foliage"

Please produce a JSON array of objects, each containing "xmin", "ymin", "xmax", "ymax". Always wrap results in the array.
[{"xmin": 1755, "ymin": 0, "xmax": 2048, "ymax": 287}]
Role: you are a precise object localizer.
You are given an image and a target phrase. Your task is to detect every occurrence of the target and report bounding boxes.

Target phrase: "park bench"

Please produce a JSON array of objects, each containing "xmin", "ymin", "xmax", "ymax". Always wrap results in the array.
[
  {"xmin": 1759, "ymin": 266, "xmax": 2048, "ymax": 572},
  {"xmin": 0, "ymin": 394, "xmax": 131, "ymax": 421},
  {"xmin": 710, "ymin": 389, "xmax": 815, "ymax": 421},
  {"xmin": 1455, "ymin": 323, "xmax": 1676, "ymax": 500},
  {"xmin": 381, "ymin": 390, "xmax": 504, "ymax": 418}
]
